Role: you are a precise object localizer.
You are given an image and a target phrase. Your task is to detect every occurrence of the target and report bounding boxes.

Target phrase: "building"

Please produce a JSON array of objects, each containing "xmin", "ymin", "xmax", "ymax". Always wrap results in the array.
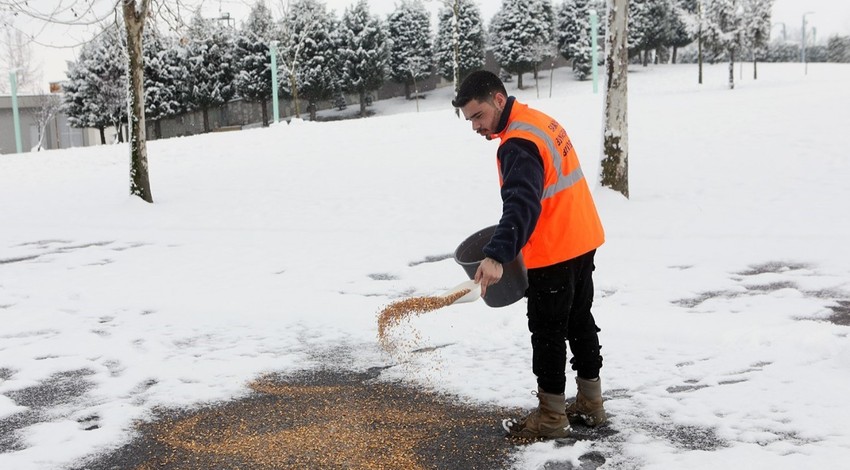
[{"xmin": 0, "ymin": 91, "xmax": 99, "ymax": 155}]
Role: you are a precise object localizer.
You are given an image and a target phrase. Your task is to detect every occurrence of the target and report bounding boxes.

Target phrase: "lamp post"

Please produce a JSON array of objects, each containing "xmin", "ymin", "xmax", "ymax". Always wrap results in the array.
[
  {"xmin": 802, "ymin": 11, "xmax": 814, "ymax": 74},
  {"xmin": 270, "ymin": 40, "xmax": 280, "ymax": 124},
  {"xmin": 9, "ymin": 71, "xmax": 23, "ymax": 154}
]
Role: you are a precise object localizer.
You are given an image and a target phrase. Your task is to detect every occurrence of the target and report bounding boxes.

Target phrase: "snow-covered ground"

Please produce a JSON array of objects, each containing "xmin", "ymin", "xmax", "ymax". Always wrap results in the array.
[{"xmin": 1, "ymin": 62, "xmax": 849, "ymax": 469}]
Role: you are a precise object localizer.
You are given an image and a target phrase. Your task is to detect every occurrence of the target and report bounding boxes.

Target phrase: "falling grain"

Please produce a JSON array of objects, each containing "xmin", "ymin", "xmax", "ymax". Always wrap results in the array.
[{"xmin": 377, "ymin": 289, "xmax": 470, "ymax": 353}]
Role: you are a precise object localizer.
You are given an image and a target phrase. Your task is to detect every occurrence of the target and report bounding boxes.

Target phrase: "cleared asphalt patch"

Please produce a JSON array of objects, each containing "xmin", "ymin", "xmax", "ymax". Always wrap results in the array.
[{"xmin": 72, "ymin": 368, "xmax": 524, "ymax": 470}]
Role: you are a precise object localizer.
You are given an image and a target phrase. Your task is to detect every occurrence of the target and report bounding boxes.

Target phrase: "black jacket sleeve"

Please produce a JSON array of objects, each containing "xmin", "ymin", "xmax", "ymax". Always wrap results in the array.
[{"xmin": 482, "ymin": 138, "xmax": 544, "ymax": 264}]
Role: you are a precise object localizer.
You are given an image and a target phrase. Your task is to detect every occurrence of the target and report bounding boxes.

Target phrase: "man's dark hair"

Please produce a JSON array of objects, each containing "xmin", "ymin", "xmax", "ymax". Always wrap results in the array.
[{"xmin": 451, "ymin": 70, "xmax": 508, "ymax": 108}]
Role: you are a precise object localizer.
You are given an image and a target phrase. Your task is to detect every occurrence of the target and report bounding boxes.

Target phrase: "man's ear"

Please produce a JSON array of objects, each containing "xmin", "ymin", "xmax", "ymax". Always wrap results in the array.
[{"xmin": 493, "ymin": 92, "xmax": 507, "ymax": 109}]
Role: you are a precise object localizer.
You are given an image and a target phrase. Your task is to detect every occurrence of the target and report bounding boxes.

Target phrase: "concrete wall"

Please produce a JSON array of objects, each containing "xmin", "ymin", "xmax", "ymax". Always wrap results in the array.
[{"xmin": 0, "ymin": 95, "xmax": 97, "ymax": 155}]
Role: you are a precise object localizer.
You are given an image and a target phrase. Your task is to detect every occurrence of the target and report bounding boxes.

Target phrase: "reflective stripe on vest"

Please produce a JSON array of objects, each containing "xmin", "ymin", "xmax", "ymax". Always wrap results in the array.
[{"xmin": 503, "ymin": 121, "xmax": 585, "ymax": 200}]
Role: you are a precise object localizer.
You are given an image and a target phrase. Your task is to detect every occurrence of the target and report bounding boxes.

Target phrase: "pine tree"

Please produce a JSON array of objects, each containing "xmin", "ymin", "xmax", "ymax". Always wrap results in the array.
[
  {"xmin": 185, "ymin": 11, "xmax": 237, "ymax": 132},
  {"xmin": 144, "ymin": 26, "xmax": 184, "ymax": 139},
  {"xmin": 742, "ymin": 0, "xmax": 772, "ymax": 79},
  {"xmin": 826, "ymin": 35, "xmax": 850, "ymax": 63},
  {"xmin": 278, "ymin": 0, "xmax": 339, "ymax": 120},
  {"xmin": 533, "ymin": 0, "xmax": 557, "ymax": 84},
  {"xmin": 387, "ymin": 0, "xmax": 433, "ymax": 100},
  {"xmin": 704, "ymin": 0, "xmax": 744, "ymax": 88},
  {"xmin": 434, "ymin": 0, "xmax": 485, "ymax": 87},
  {"xmin": 668, "ymin": 0, "xmax": 698, "ymax": 63},
  {"xmin": 557, "ymin": 0, "xmax": 603, "ymax": 80},
  {"xmin": 234, "ymin": 1, "xmax": 277, "ymax": 126},
  {"xmin": 339, "ymin": 0, "xmax": 388, "ymax": 117},
  {"xmin": 629, "ymin": 0, "xmax": 673, "ymax": 65},
  {"xmin": 489, "ymin": 0, "xmax": 552, "ymax": 89},
  {"xmin": 62, "ymin": 26, "xmax": 127, "ymax": 145},
  {"xmin": 557, "ymin": 0, "xmax": 580, "ymax": 62}
]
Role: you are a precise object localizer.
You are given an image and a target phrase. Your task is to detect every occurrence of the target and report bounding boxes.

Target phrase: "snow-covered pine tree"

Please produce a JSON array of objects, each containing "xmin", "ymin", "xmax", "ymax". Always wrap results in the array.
[
  {"xmin": 629, "ymin": 0, "xmax": 673, "ymax": 65},
  {"xmin": 144, "ymin": 26, "xmax": 184, "ymax": 139},
  {"xmin": 489, "ymin": 0, "xmax": 552, "ymax": 89},
  {"xmin": 61, "ymin": 26, "xmax": 127, "ymax": 145},
  {"xmin": 703, "ymin": 0, "xmax": 744, "ymax": 89},
  {"xmin": 667, "ymin": 0, "xmax": 698, "ymax": 63},
  {"xmin": 278, "ymin": 0, "xmax": 339, "ymax": 120},
  {"xmin": 434, "ymin": 0, "xmax": 485, "ymax": 88},
  {"xmin": 185, "ymin": 11, "xmax": 237, "ymax": 132},
  {"xmin": 234, "ymin": 0, "xmax": 278, "ymax": 126},
  {"xmin": 742, "ymin": 0, "xmax": 772, "ymax": 79},
  {"xmin": 826, "ymin": 35, "xmax": 850, "ymax": 63},
  {"xmin": 557, "ymin": 0, "xmax": 603, "ymax": 80},
  {"xmin": 339, "ymin": 0, "xmax": 388, "ymax": 117},
  {"xmin": 387, "ymin": 0, "xmax": 433, "ymax": 100},
  {"xmin": 557, "ymin": 0, "xmax": 580, "ymax": 62},
  {"xmin": 533, "ymin": 0, "xmax": 556, "ymax": 81}
]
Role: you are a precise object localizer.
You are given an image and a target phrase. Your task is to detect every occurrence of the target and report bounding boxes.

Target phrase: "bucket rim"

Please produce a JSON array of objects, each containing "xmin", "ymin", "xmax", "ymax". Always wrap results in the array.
[{"xmin": 453, "ymin": 224, "xmax": 498, "ymax": 266}]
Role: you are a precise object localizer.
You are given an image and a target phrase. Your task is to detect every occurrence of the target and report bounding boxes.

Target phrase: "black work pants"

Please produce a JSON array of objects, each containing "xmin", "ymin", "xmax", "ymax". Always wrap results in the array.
[{"xmin": 526, "ymin": 249, "xmax": 602, "ymax": 395}]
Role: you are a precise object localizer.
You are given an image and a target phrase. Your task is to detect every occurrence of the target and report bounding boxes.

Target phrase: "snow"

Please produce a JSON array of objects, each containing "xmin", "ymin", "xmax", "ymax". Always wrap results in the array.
[{"xmin": 1, "ymin": 62, "xmax": 849, "ymax": 469}]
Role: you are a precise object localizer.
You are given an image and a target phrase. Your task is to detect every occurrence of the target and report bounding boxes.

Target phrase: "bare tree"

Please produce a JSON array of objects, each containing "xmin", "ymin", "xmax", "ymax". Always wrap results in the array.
[
  {"xmin": 1, "ymin": 0, "xmax": 189, "ymax": 203},
  {"xmin": 0, "ymin": 20, "xmax": 43, "ymax": 94},
  {"xmin": 123, "ymin": 0, "xmax": 152, "ymax": 202},
  {"xmin": 600, "ymin": 0, "xmax": 629, "ymax": 199},
  {"xmin": 30, "ymin": 93, "xmax": 62, "ymax": 151}
]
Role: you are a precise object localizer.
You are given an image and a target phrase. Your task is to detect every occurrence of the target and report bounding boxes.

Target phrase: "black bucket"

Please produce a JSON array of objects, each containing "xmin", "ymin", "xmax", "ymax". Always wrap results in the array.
[{"xmin": 454, "ymin": 225, "xmax": 528, "ymax": 308}]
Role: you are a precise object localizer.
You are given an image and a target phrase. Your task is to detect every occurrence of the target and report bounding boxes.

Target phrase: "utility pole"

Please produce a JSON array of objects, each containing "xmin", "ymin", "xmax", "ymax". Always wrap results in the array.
[{"xmin": 802, "ymin": 12, "xmax": 814, "ymax": 74}]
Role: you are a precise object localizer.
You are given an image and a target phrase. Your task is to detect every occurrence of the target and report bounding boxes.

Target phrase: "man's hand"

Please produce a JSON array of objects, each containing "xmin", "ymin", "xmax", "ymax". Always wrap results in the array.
[{"xmin": 474, "ymin": 257, "xmax": 503, "ymax": 297}]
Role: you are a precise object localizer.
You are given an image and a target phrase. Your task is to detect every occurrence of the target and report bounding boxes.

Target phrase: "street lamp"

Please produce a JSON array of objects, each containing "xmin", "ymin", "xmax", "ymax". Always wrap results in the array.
[{"xmin": 802, "ymin": 11, "xmax": 815, "ymax": 74}]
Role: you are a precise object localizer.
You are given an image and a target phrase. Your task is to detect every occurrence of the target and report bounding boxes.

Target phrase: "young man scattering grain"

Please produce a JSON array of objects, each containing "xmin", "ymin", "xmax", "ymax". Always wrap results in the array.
[{"xmin": 452, "ymin": 70, "xmax": 607, "ymax": 439}]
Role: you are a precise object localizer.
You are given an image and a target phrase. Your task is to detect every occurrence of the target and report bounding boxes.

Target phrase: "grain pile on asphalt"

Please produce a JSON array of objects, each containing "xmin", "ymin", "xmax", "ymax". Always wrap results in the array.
[
  {"xmin": 377, "ymin": 289, "xmax": 470, "ymax": 353},
  {"xmin": 73, "ymin": 369, "xmax": 517, "ymax": 470}
]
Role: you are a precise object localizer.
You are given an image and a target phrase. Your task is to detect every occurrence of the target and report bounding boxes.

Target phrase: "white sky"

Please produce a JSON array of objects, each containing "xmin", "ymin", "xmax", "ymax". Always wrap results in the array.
[{"xmin": 3, "ymin": 0, "xmax": 849, "ymax": 93}]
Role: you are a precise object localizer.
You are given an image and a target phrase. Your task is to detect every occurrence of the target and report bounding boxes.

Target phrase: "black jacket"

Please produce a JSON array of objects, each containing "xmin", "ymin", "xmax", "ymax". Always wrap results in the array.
[{"xmin": 482, "ymin": 97, "xmax": 545, "ymax": 264}]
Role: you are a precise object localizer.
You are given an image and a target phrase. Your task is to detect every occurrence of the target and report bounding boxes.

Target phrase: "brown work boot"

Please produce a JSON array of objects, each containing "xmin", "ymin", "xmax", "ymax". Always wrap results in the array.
[
  {"xmin": 502, "ymin": 388, "xmax": 570, "ymax": 439},
  {"xmin": 566, "ymin": 377, "xmax": 607, "ymax": 427}
]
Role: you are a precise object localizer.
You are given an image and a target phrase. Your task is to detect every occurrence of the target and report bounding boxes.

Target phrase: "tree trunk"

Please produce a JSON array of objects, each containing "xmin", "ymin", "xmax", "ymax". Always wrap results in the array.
[
  {"xmin": 728, "ymin": 48, "xmax": 735, "ymax": 90},
  {"xmin": 642, "ymin": 50, "xmax": 649, "ymax": 66},
  {"xmin": 261, "ymin": 99, "xmax": 269, "ymax": 126},
  {"xmin": 404, "ymin": 82, "xmax": 411, "ymax": 100},
  {"xmin": 359, "ymin": 90, "xmax": 367, "ymax": 117},
  {"xmin": 202, "ymin": 108, "xmax": 210, "ymax": 132},
  {"xmin": 672, "ymin": 46, "xmax": 678, "ymax": 64},
  {"xmin": 517, "ymin": 73, "xmax": 523, "ymax": 90},
  {"xmin": 123, "ymin": 0, "xmax": 153, "ymax": 203},
  {"xmin": 698, "ymin": 38, "xmax": 703, "ymax": 83},
  {"xmin": 753, "ymin": 52, "xmax": 758, "ymax": 80},
  {"xmin": 154, "ymin": 119, "xmax": 162, "ymax": 139},
  {"xmin": 99, "ymin": 127, "xmax": 106, "ymax": 145},
  {"xmin": 290, "ymin": 72, "xmax": 300, "ymax": 119},
  {"xmin": 601, "ymin": 0, "xmax": 629, "ymax": 199}
]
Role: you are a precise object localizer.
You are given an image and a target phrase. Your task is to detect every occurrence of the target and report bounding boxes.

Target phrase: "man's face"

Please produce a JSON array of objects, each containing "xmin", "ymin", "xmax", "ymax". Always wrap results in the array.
[{"xmin": 460, "ymin": 93, "xmax": 506, "ymax": 138}]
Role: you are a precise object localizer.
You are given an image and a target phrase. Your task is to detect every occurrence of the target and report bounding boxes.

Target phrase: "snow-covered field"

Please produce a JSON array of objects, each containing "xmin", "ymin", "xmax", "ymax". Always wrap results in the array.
[{"xmin": 1, "ymin": 62, "xmax": 849, "ymax": 469}]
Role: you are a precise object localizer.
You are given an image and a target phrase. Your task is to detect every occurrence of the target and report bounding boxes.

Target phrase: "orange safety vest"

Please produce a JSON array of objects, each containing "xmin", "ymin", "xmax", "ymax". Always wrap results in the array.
[{"xmin": 493, "ymin": 101, "xmax": 604, "ymax": 269}]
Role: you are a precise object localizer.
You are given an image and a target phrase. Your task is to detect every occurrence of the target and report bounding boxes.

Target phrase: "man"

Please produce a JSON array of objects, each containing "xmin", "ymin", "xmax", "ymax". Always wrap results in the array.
[{"xmin": 452, "ymin": 70, "xmax": 607, "ymax": 439}]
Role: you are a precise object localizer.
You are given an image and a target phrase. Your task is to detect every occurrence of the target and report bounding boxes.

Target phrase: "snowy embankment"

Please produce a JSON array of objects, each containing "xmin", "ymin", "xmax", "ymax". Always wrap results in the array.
[{"xmin": 1, "ymin": 62, "xmax": 849, "ymax": 469}]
